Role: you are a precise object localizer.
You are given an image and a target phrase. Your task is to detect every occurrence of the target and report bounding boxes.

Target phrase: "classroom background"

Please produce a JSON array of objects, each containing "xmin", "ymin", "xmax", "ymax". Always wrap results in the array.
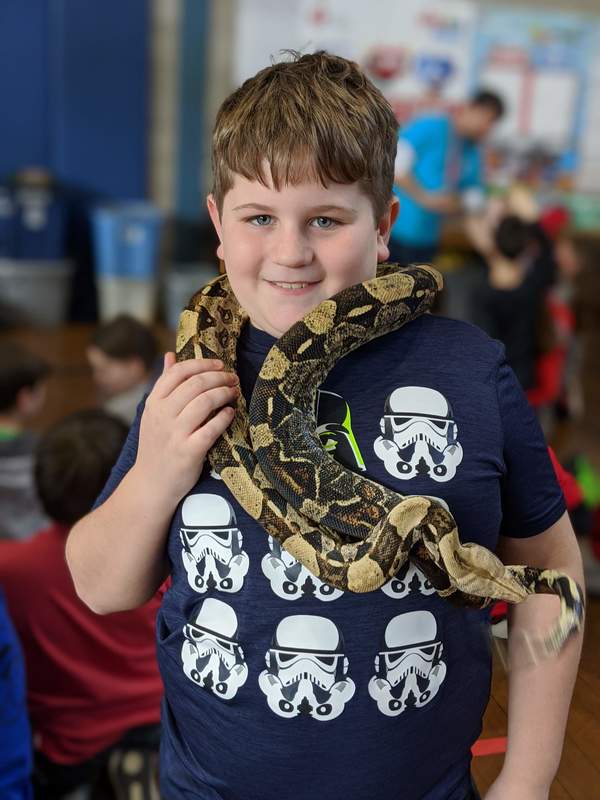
[{"xmin": 1, "ymin": 1, "xmax": 599, "ymax": 798}]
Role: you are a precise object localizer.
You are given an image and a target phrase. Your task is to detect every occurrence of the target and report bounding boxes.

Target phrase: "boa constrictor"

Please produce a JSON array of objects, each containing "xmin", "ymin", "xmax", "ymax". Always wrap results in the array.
[{"xmin": 176, "ymin": 263, "xmax": 584, "ymax": 658}]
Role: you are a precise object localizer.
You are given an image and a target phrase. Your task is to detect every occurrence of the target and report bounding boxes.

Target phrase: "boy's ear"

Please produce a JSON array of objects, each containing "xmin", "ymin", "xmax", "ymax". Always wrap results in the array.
[
  {"xmin": 207, "ymin": 194, "xmax": 225, "ymax": 261},
  {"xmin": 376, "ymin": 197, "xmax": 400, "ymax": 262}
]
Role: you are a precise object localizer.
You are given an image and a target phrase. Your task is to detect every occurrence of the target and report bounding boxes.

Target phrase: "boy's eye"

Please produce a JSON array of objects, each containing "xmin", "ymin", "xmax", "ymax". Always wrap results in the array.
[
  {"xmin": 311, "ymin": 216, "xmax": 336, "ymax": 229},
  {"xmin": 250, "ymin": 214, "xmax": 272, "ymax": 226}
]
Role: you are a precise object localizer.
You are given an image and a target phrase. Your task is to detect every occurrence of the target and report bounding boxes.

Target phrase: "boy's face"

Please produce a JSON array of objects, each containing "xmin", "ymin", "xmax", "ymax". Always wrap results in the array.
[
  {"xmin": 86, "ymin": 347, "xmax": 147, "ymax": 398},
  {"xmin": 207, "ymin": 171, "xmax": 398, "ymax": 338}
]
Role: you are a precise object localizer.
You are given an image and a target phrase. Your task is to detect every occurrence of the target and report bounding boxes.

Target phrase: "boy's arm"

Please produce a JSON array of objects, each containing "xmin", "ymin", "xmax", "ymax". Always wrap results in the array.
[
  {"xmin": 485, "ymin": 511, "xmax": 584, "ymax": 799},
  {"xmin": 65, "ymin": 465, "xmax": 174, "ymax": 613},
  {"xmin": 66, "ymin": 353, "xmax": 240, "ymax": 614}
]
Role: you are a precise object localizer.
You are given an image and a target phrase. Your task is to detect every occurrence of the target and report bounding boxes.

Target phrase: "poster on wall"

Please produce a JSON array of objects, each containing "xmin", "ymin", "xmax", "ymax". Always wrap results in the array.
[
  {"xmin": 233, "ymin": 0, "xmax": 478, "ymax": 122},
  {"xmin": 472, "ymin": 10, "xmax": 594, "ymax": 191},
  {"xmin": 578, "ymin": 23, "xmax": 600, "ymax": 193}
]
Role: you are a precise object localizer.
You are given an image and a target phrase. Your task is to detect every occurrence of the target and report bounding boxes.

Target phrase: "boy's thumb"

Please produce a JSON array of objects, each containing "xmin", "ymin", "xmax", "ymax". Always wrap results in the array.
[{"xmin": 163, "ymin": 351, "xmax": 176, "ymax": 371}]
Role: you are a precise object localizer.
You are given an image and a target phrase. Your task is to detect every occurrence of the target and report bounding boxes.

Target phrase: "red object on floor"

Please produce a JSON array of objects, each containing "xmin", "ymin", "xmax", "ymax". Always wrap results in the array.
[
  {"xmin": 490, "ymin": 600, "xmax": 508, "ymax": 623},
  {"xmin": 547, "ymin": 446, "xmax": 583, "ymax": 510},
  {"xmin": 527, "ymin": 346, "xmax": 566, "ymax": 408},
  {"xmin": 471, "ymin": 737, "xmax": 508, "ymax": 757}
]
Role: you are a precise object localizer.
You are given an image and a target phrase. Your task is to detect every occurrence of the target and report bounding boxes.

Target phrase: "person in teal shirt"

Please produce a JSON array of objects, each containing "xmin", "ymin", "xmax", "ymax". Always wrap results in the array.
[{"xmin": 390, "ymin": 90, "xmax": 504, "ymax": 265}]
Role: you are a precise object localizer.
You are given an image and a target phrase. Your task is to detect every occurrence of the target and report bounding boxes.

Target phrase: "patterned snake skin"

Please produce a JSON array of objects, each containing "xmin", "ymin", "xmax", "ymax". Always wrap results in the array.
[{"xmin": 176, "ymin": 263, "xmax": 584, "ymax": 657}]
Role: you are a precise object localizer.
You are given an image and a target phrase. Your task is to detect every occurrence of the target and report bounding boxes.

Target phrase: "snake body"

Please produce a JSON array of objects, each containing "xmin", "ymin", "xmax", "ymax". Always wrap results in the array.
[{"xmin": 176, "ymin": 263, "xmax": 584, "ymax": 657}]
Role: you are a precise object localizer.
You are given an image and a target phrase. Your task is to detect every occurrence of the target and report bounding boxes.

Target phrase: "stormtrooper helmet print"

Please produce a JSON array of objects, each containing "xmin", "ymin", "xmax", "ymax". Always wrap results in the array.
[
  {"xmin": 381, "ymin": 496, "xmax": 448, "ymax": 599},
  {"xmin": 374, "ymin": 386, "xmax": 463, "ymax": 482},
  {"xmin": 181, "ymin": 598, "xmax": 248, "ymax": 700},
  {"xmin": 179, "ymin": 493, "xmax": 249, "ymax": 594},
  {"xmin": 368, "ymin": 610, "xmax": 446, "ymax": 716},
  {"xmin": 259, "ymin": 615, "xmax": 355, "ymax": 721},
  {"xmin": 381, "ymin": 560, "xmax": 436, "ymax": 599},
  {"xmin": 261, "ymin": 536, "xmax": 344, "ymax": 602}
]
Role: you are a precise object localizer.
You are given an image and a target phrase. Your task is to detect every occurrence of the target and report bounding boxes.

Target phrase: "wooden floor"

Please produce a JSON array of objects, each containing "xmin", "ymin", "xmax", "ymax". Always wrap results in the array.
[{"xmin": 2, "ymin": 322, "xmax": 600, "ymax": 798}]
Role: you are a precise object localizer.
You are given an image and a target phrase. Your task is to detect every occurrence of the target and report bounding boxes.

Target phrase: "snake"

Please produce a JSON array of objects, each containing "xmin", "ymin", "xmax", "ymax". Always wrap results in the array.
[{"xmin": 175, "ymin": 263, "xmax": 584, "ymax": 658}]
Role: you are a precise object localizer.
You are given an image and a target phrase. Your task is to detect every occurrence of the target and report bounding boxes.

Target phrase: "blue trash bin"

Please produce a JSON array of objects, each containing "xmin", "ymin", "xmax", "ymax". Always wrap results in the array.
[{"xmin": 91, "ymin": 202, "xmax": 164, "ymax": 321}]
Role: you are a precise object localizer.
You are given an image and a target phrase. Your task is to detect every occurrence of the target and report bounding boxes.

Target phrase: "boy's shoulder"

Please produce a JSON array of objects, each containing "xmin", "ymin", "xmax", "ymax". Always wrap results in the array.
[
  {"xmin": 401, "ymin": 111, "xmax": 450, "ymax": 140},
  {"xmin": 370, "ymin": 313, "xmax": 505, "ymax": 376},
  {"xmin": 390, "ymin": 310, "xmax": 501, "ymax": 346}
]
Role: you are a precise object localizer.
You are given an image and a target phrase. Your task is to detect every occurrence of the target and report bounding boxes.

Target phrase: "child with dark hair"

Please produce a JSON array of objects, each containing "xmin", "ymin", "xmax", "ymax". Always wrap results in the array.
[
  {"xmin": 468, "ymin": 205, "xmax": 557, "ymax": 392},
  {"xmin": 87, "ymin": 314, "xmax": 160, "ymax": 424},
  {"xmin": 0, "ymin": 341, "xmax": 51, "ymax": 540},
  {"xmin": 0, "ymin": 410, "xmax": 163, "ymax": 800}
]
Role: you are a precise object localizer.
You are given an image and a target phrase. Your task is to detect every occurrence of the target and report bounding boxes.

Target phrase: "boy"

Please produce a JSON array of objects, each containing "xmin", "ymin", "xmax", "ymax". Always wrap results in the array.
[
  {"xmin": 67, "ymin": 52, "xmax": 583, "ymax": 800},
  {"xmin": 87, "ymin": 314, "xmax": 160, "ymax": 424},
  {"xmin": 0, "ymin": 410, "xmax": 163, "ymax": 799},
  {"xmin": 0, "ymin": 341, "xmax": 50, "ymax": 540}
]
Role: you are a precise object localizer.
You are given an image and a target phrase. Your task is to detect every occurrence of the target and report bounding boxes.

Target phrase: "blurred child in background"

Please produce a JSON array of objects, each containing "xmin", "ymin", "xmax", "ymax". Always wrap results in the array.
[
  {"xmin": 0, "ymin": 588, "xmax": 32, "ymax": 799},
  {"xmin": 0, "ymin": 341, "xmax": 50, "ymax": 541},
  {"xmin": 467, "ymin": 206, "xmax": 556, "ymax": 393},
  {"xmin": 87, "ymin": 315, "xmax": 160, "ymax": 425},
  {"xmin": 0, "ymin": 410, "xmax": 163, "ymax": 800}
]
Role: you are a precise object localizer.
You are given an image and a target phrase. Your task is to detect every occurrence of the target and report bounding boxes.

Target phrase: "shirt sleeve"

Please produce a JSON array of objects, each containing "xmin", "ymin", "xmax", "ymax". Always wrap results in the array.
[
  {"xmin": 93, "ymin": 396, "xmax": 146, "ymax": 509},
  {"xmin": 497, "ymin": 357, "xmax": 566, "ymax": 538},
  {"xmin": 458, "ymin": 144, "xmax": 483, "ymax": 191},
  {"xmin": 398, "ymin": 117, "xmax": 434, "ymax": 159}
]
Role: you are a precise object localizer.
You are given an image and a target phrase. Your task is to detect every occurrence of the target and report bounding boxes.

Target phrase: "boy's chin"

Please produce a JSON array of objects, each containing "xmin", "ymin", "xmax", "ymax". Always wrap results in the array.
[{"xmin": 252, "ymin": 310, "xmax": 311, "ymax": 338}]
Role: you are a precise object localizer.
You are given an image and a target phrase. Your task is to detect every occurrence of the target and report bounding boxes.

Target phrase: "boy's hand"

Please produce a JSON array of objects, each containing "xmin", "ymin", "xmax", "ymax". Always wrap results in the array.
[{"xmin": 135, "ymin": 351, "xmax": 239, "ymax": 502}]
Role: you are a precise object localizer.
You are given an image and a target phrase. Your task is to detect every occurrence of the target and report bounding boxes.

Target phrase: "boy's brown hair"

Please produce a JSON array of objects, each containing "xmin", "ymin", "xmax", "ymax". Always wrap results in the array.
[
  {"xmin": 0, "ymin": 341, "xmax": 51, "ymax": 412},
  {"xmin": 90, "ymin": 314, "xmax": 159, "ymax": 371},
  {"xmin": 35, "ymin": 410, "xmax": 128, "ymax": 525},
  {"xmin": 211, "ymin": 51, "xmax": 399, "ymax": 220}
]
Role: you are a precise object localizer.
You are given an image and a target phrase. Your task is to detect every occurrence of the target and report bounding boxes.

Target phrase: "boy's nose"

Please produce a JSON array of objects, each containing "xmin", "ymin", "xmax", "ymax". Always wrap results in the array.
[{"xmin": 272, "ymin": 228, "xmax": 313, "ymax": 268}]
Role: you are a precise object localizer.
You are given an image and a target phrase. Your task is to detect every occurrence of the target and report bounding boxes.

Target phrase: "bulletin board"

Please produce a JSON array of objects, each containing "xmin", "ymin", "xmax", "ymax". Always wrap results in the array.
[
  {"xmin": 232, "ymin": 0, "xmax": 600, "ymax": 191},
  {"xmin": 233, "ymin": 0, "xmax": 478, "ymax": 122},
  {"xmin": 472, "ymin": 10, "xmax": 594, "ymax": 190}
]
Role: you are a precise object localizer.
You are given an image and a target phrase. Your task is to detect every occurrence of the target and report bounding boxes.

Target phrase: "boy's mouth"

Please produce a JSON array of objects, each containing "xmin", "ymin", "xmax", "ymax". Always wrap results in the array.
[{"xmin": 267, "ymin": 280, "xmax": 321, "ymax": 293}]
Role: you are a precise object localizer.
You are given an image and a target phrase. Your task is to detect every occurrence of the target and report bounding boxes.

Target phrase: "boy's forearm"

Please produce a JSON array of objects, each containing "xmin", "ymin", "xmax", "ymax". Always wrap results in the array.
[
  {"xmin": 66, "ymin": 464, "xmax": 173, "ymax": 614},
  {"xmin": 499, "ymin": 556, "xmax": 584, "ymax": 794}
]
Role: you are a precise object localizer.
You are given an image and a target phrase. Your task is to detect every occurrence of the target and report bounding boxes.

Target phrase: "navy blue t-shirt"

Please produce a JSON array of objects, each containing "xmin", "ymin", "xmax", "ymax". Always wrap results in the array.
[{"xmin": 96, "ymin": 314, "xmax": 565, "ymax": 800}]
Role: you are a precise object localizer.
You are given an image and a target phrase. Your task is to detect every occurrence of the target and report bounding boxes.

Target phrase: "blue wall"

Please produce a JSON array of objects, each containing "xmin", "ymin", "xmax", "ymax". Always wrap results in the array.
[
  {"xmin": 0, "ymin": 0, "xmax": 149, "ymax": 199},
  {"xmin": 175, "ymin": 0, "xmax": 209, "ymax": 221}
]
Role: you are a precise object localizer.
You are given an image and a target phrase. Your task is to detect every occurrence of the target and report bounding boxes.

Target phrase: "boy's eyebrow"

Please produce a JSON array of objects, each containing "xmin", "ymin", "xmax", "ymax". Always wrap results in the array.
[{"xmin": 232, "ymin": 203, "xmax": 358, "ymax": 215}]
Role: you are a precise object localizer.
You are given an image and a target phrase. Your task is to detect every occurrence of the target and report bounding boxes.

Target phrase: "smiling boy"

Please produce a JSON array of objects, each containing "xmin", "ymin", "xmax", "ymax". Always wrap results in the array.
[{"xmin": 67, "ymin": 52, "xmax": 583, "ymax": 800}]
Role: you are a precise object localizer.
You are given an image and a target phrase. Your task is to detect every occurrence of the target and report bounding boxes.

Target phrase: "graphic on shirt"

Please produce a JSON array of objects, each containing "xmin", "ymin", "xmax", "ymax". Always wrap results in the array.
[
  {"xmin": 381, "ymin": 495, "xmax": 448, "ymax": 598},
  {"xmin": 259, "ymin": 615, "xmax": 355, "ymax": 721},
  {"xmin": 181, "ymin": 598, "xmax": 248, "ymax": 700},
  {"xmin": 316, "ymin": 389, "xmax": 366, "ymax": 472},
  {"xmin": 368, "ymin": 610, "xmax": 446, "ymax": 717},
  {"xmin": 179, "ymin": 493, "xmax": 249, "ymax": 594},
  {"xmin": 261, "ymin": 536, "xmax": 344, "ymax": 602},
  {"xmin": 374, "ymin": 387, "xmax": 463, "ymax": 482},
  {"xmin": 381, "ymin": 561, "xmax": 436, "ymax": 599}
]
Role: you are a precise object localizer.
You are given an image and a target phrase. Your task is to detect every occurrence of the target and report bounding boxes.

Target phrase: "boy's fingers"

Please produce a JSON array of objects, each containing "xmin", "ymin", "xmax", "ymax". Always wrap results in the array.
[
  {"xmin": 178, "ymin": 385, "xmax": 239, "ymax": 434},
  {"xmin": 163, "ymin": 351, "xmax": 177, "ymax": 371},
  {"xmin": 153, "ymin": 357, "xmax": 225, "ymax": 398},
  {"xmin": 168, "ymin": 370, "xmax": 239, "ymax": 417},
  {"xmin": 189, "ymin": 406, "xmax": 235, "ymax": 451}
]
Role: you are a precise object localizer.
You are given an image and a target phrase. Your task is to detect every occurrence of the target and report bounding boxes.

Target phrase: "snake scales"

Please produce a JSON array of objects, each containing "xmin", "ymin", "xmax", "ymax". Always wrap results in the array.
[{"xmin": 175, "ymin": 263, "xmax": 584, "ymax": 657}]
